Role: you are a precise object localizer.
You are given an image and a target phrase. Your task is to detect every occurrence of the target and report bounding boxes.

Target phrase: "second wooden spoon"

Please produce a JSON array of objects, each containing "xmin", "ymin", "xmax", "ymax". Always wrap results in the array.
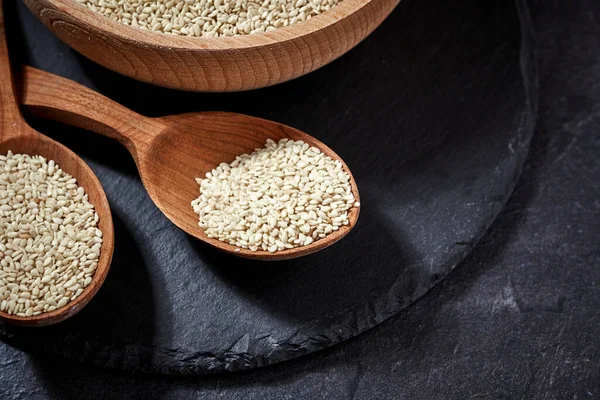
[{"xmin": 19, "ymin": 67, "xmax": 360, "ymax": 261}]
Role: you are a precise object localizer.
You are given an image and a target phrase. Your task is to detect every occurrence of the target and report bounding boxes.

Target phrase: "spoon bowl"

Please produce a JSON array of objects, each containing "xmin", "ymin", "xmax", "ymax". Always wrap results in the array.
[
  {"xmin": 0, "ymin": 131, "xmax": 114, "ymax": 326},
  {"xmin": 0, "ymin": 0, "xmax": 114, "ymax": 326},
  {"xmin": 20, "ymin": 67, "xmax": 360, "ymax": 260}
]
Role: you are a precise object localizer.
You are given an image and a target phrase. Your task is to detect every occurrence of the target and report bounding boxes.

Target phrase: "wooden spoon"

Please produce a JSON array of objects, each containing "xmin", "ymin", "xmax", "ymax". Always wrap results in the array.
[
  {"xmin": 18, "ymin": 67, "xmax": 360, "ymax": 261},
  {"xmin": 0, "ymin": 0, "xmax": 114, "ymax": 326}
]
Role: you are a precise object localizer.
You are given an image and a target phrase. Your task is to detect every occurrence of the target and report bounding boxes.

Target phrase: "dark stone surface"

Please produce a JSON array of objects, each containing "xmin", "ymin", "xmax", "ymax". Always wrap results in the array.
[
  {"xmin": 0, "ymin": 0, "xmax": 533, "ymax": 374},
  {"xmin": 4, "ymin": 0, "xmax": 598, "ymax": 397}
]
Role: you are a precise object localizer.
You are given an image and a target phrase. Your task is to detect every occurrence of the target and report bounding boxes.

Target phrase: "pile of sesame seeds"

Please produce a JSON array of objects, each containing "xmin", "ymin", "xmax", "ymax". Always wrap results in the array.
[
  {"xmin": 0, "ymin": 152, "xmax": 102, "ymax": 317},
  {"xmin": 76, "ymin": 0, "xmax": 342, "ymax": 37},
  {"xmin": 192, "ymin": 138, "xmax": 359, "ymax": 253}
]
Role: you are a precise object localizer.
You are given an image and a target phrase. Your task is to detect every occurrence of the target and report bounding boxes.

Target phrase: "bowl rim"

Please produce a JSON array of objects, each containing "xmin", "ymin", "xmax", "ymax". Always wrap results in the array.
[{"xmin": 43, "ymin": 0, "xmax": 376, "ymax": 50}]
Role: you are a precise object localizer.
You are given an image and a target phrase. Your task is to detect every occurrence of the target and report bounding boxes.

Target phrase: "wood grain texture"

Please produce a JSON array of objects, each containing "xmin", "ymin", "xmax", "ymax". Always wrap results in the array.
[
  {"xmin": 19, "ymin": 66, "xmax": 361, "ymax": 260},
  {"xmin": 22, "ymin": 0, "xmax": 400, "ymax": 92},
  {"xmin": 0, "ymin": 0, "xmax": 114, "ymax": 326}
]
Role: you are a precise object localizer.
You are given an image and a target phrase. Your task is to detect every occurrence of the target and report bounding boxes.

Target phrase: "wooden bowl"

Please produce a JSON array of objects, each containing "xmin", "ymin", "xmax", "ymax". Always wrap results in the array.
[{"xmin": 23, "ymin": 0, "xmax": 400, "ymax": 92}]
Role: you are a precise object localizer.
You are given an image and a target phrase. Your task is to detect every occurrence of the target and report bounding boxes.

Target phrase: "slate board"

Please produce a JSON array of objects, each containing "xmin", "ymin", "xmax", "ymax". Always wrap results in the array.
[{"xmin": 0, "ymin": 0, "xmax": 535, "ymax": 374}]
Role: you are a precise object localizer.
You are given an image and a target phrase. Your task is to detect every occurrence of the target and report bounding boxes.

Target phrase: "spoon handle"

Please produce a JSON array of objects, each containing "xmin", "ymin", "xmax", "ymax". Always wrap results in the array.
[
  {"xmin": 0, "ymin": 0, "xmax": 25, "ymax": 133},
  {"xmin": 18, "ymin": 66, "xmax": 162, "ymax": 154}
]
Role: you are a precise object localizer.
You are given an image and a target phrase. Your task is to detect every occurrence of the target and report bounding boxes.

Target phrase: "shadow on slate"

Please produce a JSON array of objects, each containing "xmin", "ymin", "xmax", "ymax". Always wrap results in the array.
[{"xmin": 0, "ymin": 0, "xmax": 536, "ymax": 374}]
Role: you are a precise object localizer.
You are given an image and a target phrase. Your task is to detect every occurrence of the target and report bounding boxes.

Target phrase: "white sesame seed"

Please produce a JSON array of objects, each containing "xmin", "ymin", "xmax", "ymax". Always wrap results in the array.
[
  {"xmin": 77, "ymin": 0, "xmax": 343, "ymax": 38},
  {"xmin": 192, "ymin": 139, "xmax": 357, "ymax": 253},
  {"xmin": 0, "ymin": 152, "xmax": 103, "ymax": 317}
]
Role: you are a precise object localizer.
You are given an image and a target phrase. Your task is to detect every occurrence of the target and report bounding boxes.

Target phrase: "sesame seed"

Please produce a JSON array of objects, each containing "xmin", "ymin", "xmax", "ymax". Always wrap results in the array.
[
  {"xmin": 0, "ymin": 152, "xmax": 102, "ymax": 317},
  {"xmin": 75, "ymin": 0, "xmax": 343, "ymax": 37},
  {"xmin": 192, "ymin": 139, "xmax": 357, "ymax": 252}
]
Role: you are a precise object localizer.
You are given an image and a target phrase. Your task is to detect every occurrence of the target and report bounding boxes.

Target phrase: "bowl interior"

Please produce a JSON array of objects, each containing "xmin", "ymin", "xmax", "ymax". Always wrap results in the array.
[{"xmin": 46, "ymin": 0, "xmax": 376, "ymax": 49}]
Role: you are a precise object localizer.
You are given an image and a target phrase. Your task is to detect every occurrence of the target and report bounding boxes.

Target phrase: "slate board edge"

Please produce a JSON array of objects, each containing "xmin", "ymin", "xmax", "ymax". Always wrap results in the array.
[{"xmin": 0, "ymin": 0, "xmax": 538, "ymax": 375}]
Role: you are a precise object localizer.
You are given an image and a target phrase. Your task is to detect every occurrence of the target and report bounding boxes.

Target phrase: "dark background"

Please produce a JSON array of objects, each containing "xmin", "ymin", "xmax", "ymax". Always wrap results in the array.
[{"xmin": 1, "ymin": 0, "xmax": 599, "ymax": 398}]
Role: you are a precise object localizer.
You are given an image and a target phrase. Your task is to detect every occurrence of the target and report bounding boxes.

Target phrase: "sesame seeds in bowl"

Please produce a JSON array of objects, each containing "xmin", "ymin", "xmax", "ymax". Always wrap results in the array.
[
  {"xmin": 24, "ymin": 0, "xmax": 401, "ymax": 91},
  {"xmin": 76, "ymin": 0, "xmax": 344, "ymax": 37}
]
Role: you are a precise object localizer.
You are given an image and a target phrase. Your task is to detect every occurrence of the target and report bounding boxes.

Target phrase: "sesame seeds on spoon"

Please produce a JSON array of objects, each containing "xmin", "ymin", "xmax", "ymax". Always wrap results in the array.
[
  {"xmin": 193, "ymin": 138, "xmax": 359, "ymax": 253},
  {"xmin": 0, "ymin": 152, "xmax": 104, "ymax": 318}
]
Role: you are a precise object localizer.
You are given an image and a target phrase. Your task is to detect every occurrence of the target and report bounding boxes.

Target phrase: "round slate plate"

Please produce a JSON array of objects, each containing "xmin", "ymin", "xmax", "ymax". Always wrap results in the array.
[{"xmin": 0, "ymin": 0, "xmax": 535, "ymax": 374}]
